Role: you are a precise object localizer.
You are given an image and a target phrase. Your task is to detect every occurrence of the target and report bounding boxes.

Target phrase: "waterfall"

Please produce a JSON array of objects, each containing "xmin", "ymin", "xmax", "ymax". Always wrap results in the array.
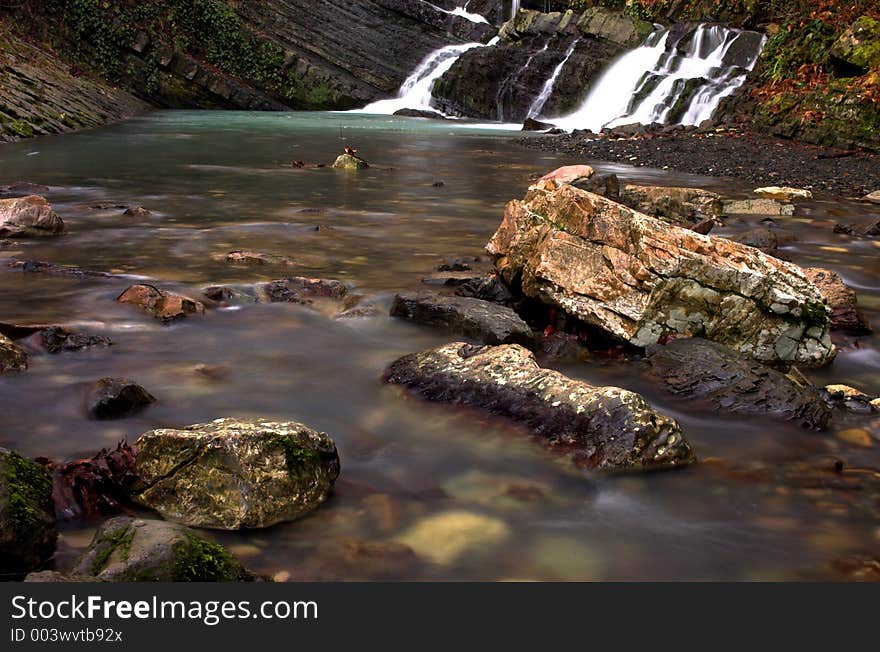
[
  {"xmin": 526, "ymin": 39, "xmax": 579, "ymax": 119},
  {"xmin": 511, "ymin": 1, "xmax": 521, "ymax": 19},
  {"xmin": 418, "ymin": 1, "xmax": 488, "ymax": 24},
  {"xmin": 357, "ymin": 43, "xmax": 485, "ymax": 115},
  {"xmin": 552, "ymin": 24, "xmax": 766, "ymax": 132}
]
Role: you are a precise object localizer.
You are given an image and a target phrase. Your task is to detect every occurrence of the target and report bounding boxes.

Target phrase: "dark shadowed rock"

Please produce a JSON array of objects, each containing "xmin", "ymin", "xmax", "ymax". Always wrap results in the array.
[
  {"xmin": 455, "ymin": 275, "xmax": 515, "ymax": 305},
  {"xmin": 117, "ymin": 284, "xmax": 206, "ymax": 322},
  {"xmin": 647, "ymin": 338, "xmax": 831, "ymax": 430},
  {"xmin": 0, "ymin": 195, "xmax": 65, "ymax": 237},
  {"xmin": 0, "ymin": 323, "xmax": 112, "ymax": 354},
  {"xmin": 134, "ymin": 418, "xmax": 340, "ymax": 530},
  {"xmin": 86, "ymin": 378, "xmax": 156, "ymax": 420},
  {"xmin": 0, "ymin": 448, "xmax": 57, "ymax": 578},
  {"xmin": 522, "ymin": 118, "xmax": 555, "ymax": 131},
  {"xmin": 383, "ymin": 342, "xmax": 694, "ymax": 471},
  {"xmin": 47, "ymin": 443, "xmax": 139, "ymax": 522},
  {"xmin": 802, "ymin": 267, "xmax": 872, "ymax": 335},
  {"xmin": 0, "ymin": 334, "xmax": 28, "ymax": 373},
  {"xmin": 391, "ymin": 292, "xmax": 533, "ymax": 346},
  {"xmin": 394, "ymin": 108, "xmax": 446, "ymax": 120},
  {"xmin": 72, "ymin": 517, "xmax": 255, "ymax": 581},
  {"xmin": 0, "ymin": 182, "xmax": 50, "ymax": 197},
  {"xmin": 731, "ymin": 227, "xmax": 798, "ymax": 255}
]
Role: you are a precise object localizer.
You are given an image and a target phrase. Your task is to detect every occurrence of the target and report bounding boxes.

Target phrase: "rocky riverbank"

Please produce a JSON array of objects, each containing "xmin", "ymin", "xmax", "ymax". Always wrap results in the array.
[{"xmin": 518, "ymin": 126, "xmax": 880, "ymax": 198}]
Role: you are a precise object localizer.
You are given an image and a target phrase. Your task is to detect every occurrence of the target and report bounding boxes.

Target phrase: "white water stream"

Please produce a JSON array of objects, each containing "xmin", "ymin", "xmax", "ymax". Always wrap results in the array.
[{"xmin": 552, "ymin": 24, "xmax": 765, "ymax": 132}]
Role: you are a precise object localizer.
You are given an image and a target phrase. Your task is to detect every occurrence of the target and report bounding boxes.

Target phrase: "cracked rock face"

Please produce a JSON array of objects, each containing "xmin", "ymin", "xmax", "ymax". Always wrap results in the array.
[
  {"xmin": 383, "ymin": 343, "xmax": 694, "ymax": 472},
  {"xmin": 134, "ymin": 418, "xmax": 340, "ymax": 530},
  {"xmin": 487, "ymin": 180, "xmax": 836, "ymax": 367},
  {"xmin": 647, "ymin": 338, "xmax": 832, "ymax": 430},
  {"xmin": 619, "ymin": 184, "xmax": 722, "ymax": 224}
]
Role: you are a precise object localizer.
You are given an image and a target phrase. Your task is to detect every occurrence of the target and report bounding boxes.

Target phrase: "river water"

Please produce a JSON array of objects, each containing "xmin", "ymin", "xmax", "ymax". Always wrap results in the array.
[{"xmin": 1, "ymin": 111, "xmax": 878, "ymax": 580}]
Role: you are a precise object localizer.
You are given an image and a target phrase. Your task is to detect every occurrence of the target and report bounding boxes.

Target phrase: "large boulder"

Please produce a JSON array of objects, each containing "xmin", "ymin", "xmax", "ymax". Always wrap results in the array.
[
  {"xmin": 134, "ymin": 418, "xmax": 340, "ymax": 530},
  {"xmin": 383, "ymin": 342, "xmax": 694, "ymax": 471},
  {"xmin": 72, "ymin": 517, "xmax": 254, "ymax": 581},
  {"xmin": 390, "ymin": 292, "xmax": 533, "ymax": 346},
  {"xmin": 117, "ymin": 284, "xmax": 206, "ymax": 322},
  {"xmin": 0, "ymin": 448, "xmax": 57, "ymax": 577},
  {"xmin": 647, "ymin": 338, "xmax": 832, "ymax": 430},
  {"xmin": 830, "ymin": 16, "xmax": 880, "ymax": 75},
  {"xmin": 486, "ymin": 179, "xmax": 836, "ymax": 366},
  {"xmin": 619, "ymin": 184, "xmax": 722, "ymax": 224},
  {"xmin": 0, "ymin": 334, "xmax": 28, "ymax": 373},
  {"xmin": 802, "ymin": 268, "xmax": 872, "ymax": 335},
  {"xmin": 0, "ymin": 195, "xmax": 65, "ymax": 237}
]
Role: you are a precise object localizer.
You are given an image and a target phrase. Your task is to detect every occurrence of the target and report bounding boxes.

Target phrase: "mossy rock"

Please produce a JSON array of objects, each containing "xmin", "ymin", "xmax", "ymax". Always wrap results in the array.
[
  {"xmin": 831, "ymin": 16, "xmax": 880, "ymax": 75},
  {"xmin": 0, "ymin": 448, "xmax": 57, "ymax": 578},
  {"xmin": 73, "ymin": 517, "xmax": 254, "ymax": 581},
  {"xmin": 134, "ymin": 418, "xmax": 340, "ymax": 530},
  {"xmin": 332, "ymin": 154, "xmax": 369, "ymax": 170}
]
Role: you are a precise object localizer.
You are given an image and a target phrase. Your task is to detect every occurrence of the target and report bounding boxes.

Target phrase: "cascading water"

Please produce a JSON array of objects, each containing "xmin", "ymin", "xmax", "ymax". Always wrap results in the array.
[
  {"xmin": 552, "ymin": 24, "xmax": 766, "ymax": 132},
  {"xmin": 418, "ymin": 1, "xmax": 488, "ymax": 24},
  {"xmin": 526, "ymin": 39, "xmax": 580, "ymax": 119},
  {"xmin": 511, "ymin": 1, "xmax": 521, "ymax": 19},
  {"xmin": 357, "ymin": 42, "xmax": 484, "ymax": 115}
]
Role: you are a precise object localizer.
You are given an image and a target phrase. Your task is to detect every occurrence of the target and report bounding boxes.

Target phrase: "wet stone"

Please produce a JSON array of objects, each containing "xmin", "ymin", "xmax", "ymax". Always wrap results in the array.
[
  {"xmin": 647, "ymin": 338, "xmax": 832, "ymax": 430},
  {"xmin": 384, "ymin": 342, "xmax": 694, "ymax": 471},
  {"xmin": 390, "ymin": 291, "xmax": 533, "ymax": 346},
  {"xmin": 86, "ymin": 377, "xmax": 156, "ymax": 420}
]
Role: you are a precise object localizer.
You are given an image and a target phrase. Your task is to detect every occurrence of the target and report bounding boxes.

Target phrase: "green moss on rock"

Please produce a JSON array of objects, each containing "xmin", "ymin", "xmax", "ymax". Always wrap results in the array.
[
  {"xmin": 172, "ymin": 533, "xmax": 252, "ymax": 581},
  {"xmin": 0, "ymin": 448, "xmax": 57, "ymax": 577}
]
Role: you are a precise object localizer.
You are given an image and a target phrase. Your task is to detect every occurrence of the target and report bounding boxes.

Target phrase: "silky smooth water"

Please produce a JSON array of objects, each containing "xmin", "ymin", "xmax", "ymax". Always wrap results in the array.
[{"xmin": 1, "ymin": 111, "xmax": 878, "ymax": 580}]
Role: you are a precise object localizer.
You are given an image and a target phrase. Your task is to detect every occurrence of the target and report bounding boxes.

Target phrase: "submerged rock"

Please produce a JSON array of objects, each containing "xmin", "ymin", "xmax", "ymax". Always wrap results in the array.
[
  {"xmin": 134, "ymin": 418, "xmax": 340, "ymax": 530},
  {"xmin": 383, "ymin": 343, "xmax": 694, "ymax": 471},
  {"xmin": 87, "ymin": 378, "xmax": 156, "ymax": 420},
  {"xmin": 332, "ymin": 154, "xmax": 369, "ymax": 170},
  {"xmin": 0, "ymin": 323, "xmax": 111, "ymax": 354},
  {"xmin": 0, "ymin": 195, "xmax": 65, "ymax": 237},
  {"xmin": 395, "ymin": 510, "xmax": 510, "ymax": 566},
  {"xmin": 394, "ymin": 108, "xmax": 446, "ymax": 120},
  {"xmin": 73, "ymin": 517, "xmax": 254, "ymax": 581},
  {"xmin": 487, "ymin": 180, "xmax": 835, "ymax": 366},
  {"xmin": 390, "ymin": 292, "xmax": 533, "ymax": 346},
  {"xmin": 0, "ymin": 448, "xmax": 57, "ymax": 577},
  {"xmin": 722, "ymin": 198, "xmax": 795, "ymax": 216},
  {"xmin": 802, "ymin": 267, "xmax": 872, "ymax": 335},
  {"xmin": 4, "ymin": 259, "xmax": 120, "ymax": 279},
  {"xmin": 0, "ymin": 334, "xmax": 28, "ymax": 373},
  {"xmin": 117, "ymin": 284, "xmax": 206, "ymax": 322},
  {"xmin": 216, "ymin": 250, "xmax": 296, "ymax": 266},
  {"xmin": 122, "ymin": 206, "xmax": 151, "ymax": 217},
  {"xmin": 647, "ymin": 338, "xmax": 832, "ymax": 430},
  {"xmin": 620, "ymin": 184, "xmax": 722, "ymax": 224},
  {"xmin": 204, "ymin": 277, "xmax": 349, "ymax": 305},
  {"xmin": 861, "ymin": 190, "xmax": 880, "ymax": 204},
  {"xmin": 754, "ymin": 186, "xmax": 813, "ymax": 201},
  {"xmin": 731, "ymin": 226, "xmax": 797, "ymax": 256}
]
